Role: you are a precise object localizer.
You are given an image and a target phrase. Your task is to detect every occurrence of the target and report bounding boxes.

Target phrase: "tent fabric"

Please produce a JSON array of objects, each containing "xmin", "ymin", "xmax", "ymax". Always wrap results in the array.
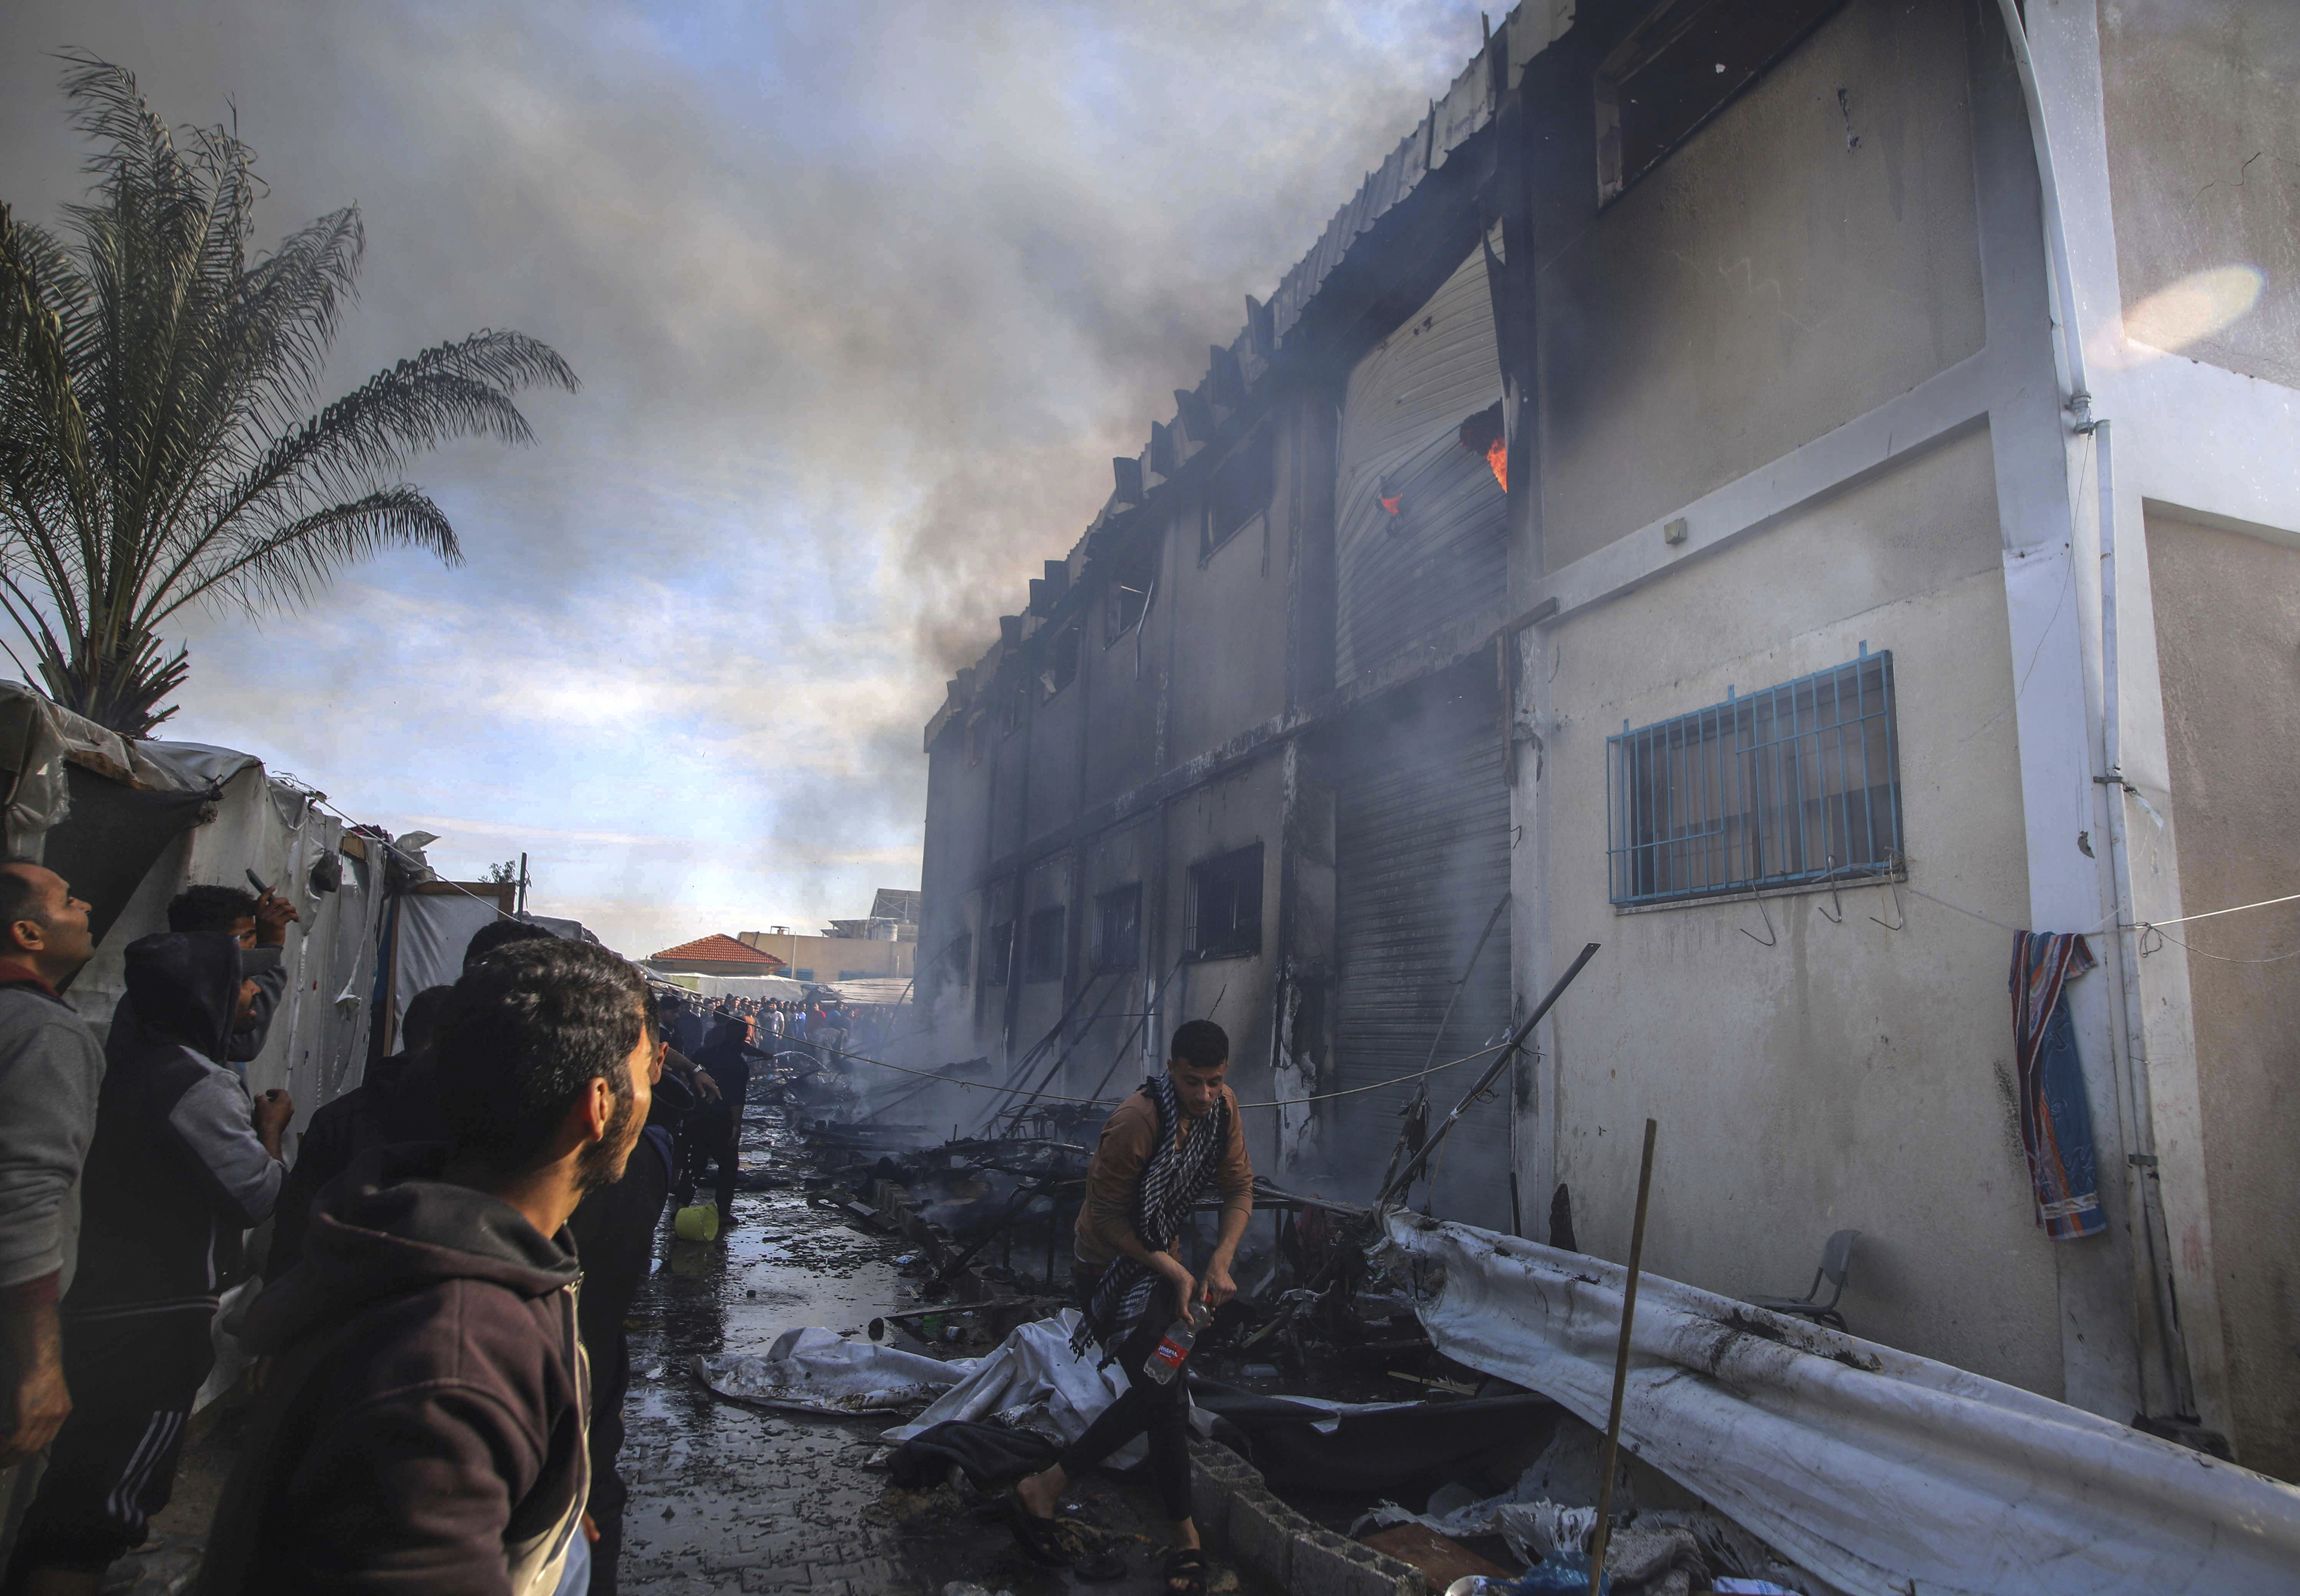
[
  {"xmin": 135, "ymin": 741, "xmax": 265, "ymax": 794},
  {"xmin": 694, "ymin": 1327, "xmax": 975, "ymax": 1415},
  {"xmin": 1379, "ymin": 1212, "xmax": 2300, "ymax": 1596},
  {"xmin": 881, "ymin": 1311, "xmax": 1134, "ymax": 1456},
  {"xmin": 41, "ymin": 765, "xmax": 212, "ymax": 950},
  {"xmin": 390, "ymin": 893, "xmax": 504, "ymax": 1022}
]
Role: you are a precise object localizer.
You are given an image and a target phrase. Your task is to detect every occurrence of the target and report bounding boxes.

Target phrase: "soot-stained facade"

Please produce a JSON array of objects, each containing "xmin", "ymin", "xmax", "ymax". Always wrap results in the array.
[{"xmin": 913, "ymin": 0, "xmax": 2300, "ymax": 1479}]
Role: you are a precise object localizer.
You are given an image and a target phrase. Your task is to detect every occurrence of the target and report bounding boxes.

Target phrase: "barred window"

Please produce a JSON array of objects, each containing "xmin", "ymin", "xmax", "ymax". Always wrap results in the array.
[
  {"xmin": 1608, "ymin": 650, "xmax": 1902, "ymax": 908},
  {"xmin": 1094, "ymin": 884, "xmax": 1141, "ymax": 972},
  {"xmin": 982, "ymin": 921, "xmax": 1013, "ymax": 985}
]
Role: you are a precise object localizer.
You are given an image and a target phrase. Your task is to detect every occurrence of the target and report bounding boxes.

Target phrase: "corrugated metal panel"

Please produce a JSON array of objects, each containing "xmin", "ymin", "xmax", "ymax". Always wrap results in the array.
[
  {"xmin": 1332, "ymin": 670, "xmax": 1513, "ymax": 1230},
  {"xmin": 1333, "ymin": 244, "xmax": 1508, "ymax": 684}
]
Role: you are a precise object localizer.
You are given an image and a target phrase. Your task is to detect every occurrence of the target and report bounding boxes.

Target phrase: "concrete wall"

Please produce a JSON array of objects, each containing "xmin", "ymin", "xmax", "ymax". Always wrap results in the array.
[
  {"xmin": 2144, "ymin": 511, "xmax": 2300, "ymax": 1477},
  {"xmin": 1538, "ymin": 0, "xmax": 1987, "ymax": 566},
  {"xmin": 1536, "ymin": 427, "xmax": 2065, "ymax": 1392},
  {"xmin": 2100, "ymin": 0, "xmax": 2300, "ymax": 387}
]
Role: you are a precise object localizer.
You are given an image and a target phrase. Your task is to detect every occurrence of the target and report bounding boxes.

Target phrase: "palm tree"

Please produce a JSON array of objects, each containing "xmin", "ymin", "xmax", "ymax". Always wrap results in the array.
[{"xmin": 0, "ymin": 53, "xmax": 576, "ymax": 735}]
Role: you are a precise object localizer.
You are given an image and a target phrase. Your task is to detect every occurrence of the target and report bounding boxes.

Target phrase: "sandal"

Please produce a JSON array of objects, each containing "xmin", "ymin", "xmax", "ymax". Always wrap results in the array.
[
  {"xmin": 996, "ymin": 1490, "xmax": 1071, "ymax": 1567},
  {"xmin": 1162, "ymin": 1547, "xmax": 1210, "ymax": 1596}
]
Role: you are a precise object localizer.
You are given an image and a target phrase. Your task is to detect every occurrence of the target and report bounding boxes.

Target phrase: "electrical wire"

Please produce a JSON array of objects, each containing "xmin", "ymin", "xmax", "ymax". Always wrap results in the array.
[
  {"xmin": 799, "ymin": 1030, "xmax": 1518, "ymax": 1113},
  {"xmin": 2133, "ymin": 888, "xmax": 2300, "ymax": 932}
]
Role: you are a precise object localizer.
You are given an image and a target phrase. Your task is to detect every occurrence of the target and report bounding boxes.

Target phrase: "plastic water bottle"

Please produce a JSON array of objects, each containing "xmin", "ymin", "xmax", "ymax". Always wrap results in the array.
[{"xmin": 1143, "ymin": 1303, "xmax": 1211, "ymax": 1384}]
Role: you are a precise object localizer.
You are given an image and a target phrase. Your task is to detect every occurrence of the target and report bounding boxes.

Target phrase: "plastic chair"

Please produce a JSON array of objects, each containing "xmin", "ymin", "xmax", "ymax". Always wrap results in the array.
[{"xmin": 1747, "ymin": 1229, "xmax": 1860, "ymax": 1331}]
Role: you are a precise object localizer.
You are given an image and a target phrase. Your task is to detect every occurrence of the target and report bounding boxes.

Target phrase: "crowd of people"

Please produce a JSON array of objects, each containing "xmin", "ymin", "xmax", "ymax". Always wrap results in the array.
[
  {"xmin": 0, "ymin": 857, "xmax": 1248, "ymax": 1596},
  {"xmin": 670, "ymin": 995, "xmax": 899, "ymax": 1069}
]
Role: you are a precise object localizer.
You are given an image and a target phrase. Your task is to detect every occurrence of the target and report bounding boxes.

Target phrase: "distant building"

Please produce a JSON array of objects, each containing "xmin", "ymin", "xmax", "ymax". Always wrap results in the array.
[
  {"xmin": 737, "ymin": 888, "xmax": 919, "ymax": 983},
  {"xmin": 646, "ymin": 934, "xmax": 788, "ymax": 978}
]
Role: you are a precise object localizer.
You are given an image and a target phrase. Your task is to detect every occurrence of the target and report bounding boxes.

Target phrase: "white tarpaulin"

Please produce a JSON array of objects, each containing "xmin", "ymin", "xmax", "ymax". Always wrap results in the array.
[
  {"xmin": 881, "ymin": 1311, "xmax": 1132, "ymax": 1456},
  {"xmin": 693, "ymin": 1328, "xmax": 973, "ymax": 1415},
  {"xmin": 1380, "ymin": 1213, "xmax": 2300, "ymax": 1596}
]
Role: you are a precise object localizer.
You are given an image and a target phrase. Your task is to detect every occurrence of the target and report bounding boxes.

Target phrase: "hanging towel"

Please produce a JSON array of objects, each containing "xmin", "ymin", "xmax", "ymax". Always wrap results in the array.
[{"xmin": 2008, "ymin": 933, "xmax": 2107, "ymax": 1240}]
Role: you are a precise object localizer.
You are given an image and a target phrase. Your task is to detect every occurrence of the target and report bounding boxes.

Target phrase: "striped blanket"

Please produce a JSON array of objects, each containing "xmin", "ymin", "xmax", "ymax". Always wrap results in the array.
[{"xmin": 2008, "ymin": 932, "xmax": 2106, "ymax": 1241}]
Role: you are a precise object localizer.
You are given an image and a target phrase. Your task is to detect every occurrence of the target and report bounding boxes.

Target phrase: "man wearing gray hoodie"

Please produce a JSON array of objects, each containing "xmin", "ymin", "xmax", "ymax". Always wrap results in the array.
[
  {"xmin": 4, "ymin": 931, "xmax": 288, "ymax": 1593},
  {"xmin": 0, "ymin": 862, "xmax": 101, "ymax": 1560}
]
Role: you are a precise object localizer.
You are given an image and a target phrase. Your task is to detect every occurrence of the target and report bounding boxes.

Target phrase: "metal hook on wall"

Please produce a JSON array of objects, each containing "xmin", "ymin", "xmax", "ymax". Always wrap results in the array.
[
  {"xmin": 1868, "ymin": 874, "xmax": 1906, "ymax": 931},
  {"xmin": 1816, "ymin": 856, "xmax": 1845, "ymax": 924},
  {"xmin": 1741, "ymin": 889, "xmax": 1777, "ymax": 947}
]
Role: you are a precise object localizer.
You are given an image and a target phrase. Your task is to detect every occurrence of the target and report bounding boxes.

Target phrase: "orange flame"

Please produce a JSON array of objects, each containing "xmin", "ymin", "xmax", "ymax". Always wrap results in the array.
[{"xmin": 1485, "ymin": 436, "xmax": 1508, "ymax": 494}]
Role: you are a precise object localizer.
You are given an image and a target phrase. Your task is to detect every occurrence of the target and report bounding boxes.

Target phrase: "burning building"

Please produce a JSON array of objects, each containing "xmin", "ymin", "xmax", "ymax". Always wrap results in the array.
[{"xmin": 913, "ymin": 0, "xmax": 2300, "ymax": 1481}]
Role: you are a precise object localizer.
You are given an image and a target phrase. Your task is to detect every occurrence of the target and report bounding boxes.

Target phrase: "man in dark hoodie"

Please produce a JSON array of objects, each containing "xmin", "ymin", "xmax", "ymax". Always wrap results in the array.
[
  {"xmin": 262, "ymin": 983, "xmax": 457, "ymax": 1283},
  {"xmin": 5, "ymin": 933, "xmax": 288, "ymax": 1593},
  {"xmin": 200, "ymin": 935, "xmax": 653, "ymax": 1596},
  {"xmin": 104, "ymin": 885, "xmax": 298, "ymax": 1072}
]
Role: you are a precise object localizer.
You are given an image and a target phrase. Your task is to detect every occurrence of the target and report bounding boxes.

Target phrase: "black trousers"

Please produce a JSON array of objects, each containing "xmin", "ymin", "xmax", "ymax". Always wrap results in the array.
[
  {"xmin": 1059, "ymin": 1273, "xmax": 1192, "ymax": 1522},
  {"xmin": 5, "ymin": 1311, "xmax": 214, "ymax": 1580},
  {"xmin": 673, "ymin": 1109, "xmax": 738, "ymax": 1213}
]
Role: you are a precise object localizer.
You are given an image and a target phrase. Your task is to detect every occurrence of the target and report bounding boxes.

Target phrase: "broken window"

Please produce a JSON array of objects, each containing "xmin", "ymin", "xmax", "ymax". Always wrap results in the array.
[
  {"xmin": 982, "ymin": 921, "xmax": 1013, "ymax": 986},
  {"xmin": 1202, "ymin": 425, "xmax": 1275, "ymax": 560},
  {"xmin": 1106, "ymin": 532, "xmax": 1157, "ymax": 646},
  {"xmin": 945, "ymin": 931, "xmax": 973, "ymax": 991},
  {"xmin": 1094, "ymin": 883, "xmax": 1141, "ymax": 972},
  {"xmin": 1025, "ymin": 906, "xmax": 1066, "ymax": 983},
  {"xmin": 1596, "ymin": 0, "xmax": 1847, "ymax": 204},
  {"xmin": 965, "ymin": 713, "xmax": 986, "ymax": 769},
  {"xmin": 1038, "ymin": 619, "xmax": 1080, "ymax": 701},
  {"xmin": 1607, "ymin": 649, "xmax": 1902, "ymax": 907},
  {"xmin": 1185, "ymin": 843, "xmax": 1263, "ymax": 961},
  {"xmin": 999, "ymin": 676, "xmax": 1027, "ymax": 739}
]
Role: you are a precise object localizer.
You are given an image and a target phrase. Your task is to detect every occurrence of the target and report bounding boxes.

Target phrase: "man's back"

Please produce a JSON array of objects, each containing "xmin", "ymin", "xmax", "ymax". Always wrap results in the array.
[{"xmin": 201, "ymin": 1145, "xmax": 588, "ymax": 1594}]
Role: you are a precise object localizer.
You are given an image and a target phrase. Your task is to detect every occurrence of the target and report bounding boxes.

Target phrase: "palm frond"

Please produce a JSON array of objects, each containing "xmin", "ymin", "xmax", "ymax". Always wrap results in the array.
[
  {"xmin": 0, "ymin": 54, "xmax": 576, "ymax": 734},
  {"xmin": 154, "ymin": 484, "xmax": 459, "ymax": 623}
]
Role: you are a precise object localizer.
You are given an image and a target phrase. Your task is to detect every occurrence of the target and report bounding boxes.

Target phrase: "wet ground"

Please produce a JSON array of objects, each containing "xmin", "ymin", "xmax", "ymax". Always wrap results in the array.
[
  {"xmin": 128, "ymin": 1100, "xmax": 1234, "ymax": 1596},
  {"xmin": 618, "ymin": 1108, "xmax": 1229, "ymax": 1596}
]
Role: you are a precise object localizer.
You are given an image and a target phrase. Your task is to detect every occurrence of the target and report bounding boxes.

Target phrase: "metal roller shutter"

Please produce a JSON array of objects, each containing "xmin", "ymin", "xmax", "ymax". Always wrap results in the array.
[
  {"xmin": 1331, "ymin": 666, "xmax": 1515, "ymax": 1230},
  {"xmin": 1333, "ymin": 240, "xmax": 1509, "ymax": 685}
]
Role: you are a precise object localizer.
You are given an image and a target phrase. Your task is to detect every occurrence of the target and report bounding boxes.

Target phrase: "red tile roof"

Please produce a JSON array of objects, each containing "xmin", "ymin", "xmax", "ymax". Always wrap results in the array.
[{"xmin": 649, "ymin": 933, "xmax": 786, "ymax": 968}]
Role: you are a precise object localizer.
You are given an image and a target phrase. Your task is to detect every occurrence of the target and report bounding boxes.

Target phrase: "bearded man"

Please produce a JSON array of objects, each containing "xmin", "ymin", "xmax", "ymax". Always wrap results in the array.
[{"xmin": 197, "ymin": 938, "xmax": 654, "ymax": 1595}]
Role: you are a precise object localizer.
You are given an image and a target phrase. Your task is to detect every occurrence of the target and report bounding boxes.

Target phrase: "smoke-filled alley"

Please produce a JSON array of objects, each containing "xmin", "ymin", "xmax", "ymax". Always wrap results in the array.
[{"xmin": 6, "ymin": 1, "xmax": 2300, "ymax": 1594}]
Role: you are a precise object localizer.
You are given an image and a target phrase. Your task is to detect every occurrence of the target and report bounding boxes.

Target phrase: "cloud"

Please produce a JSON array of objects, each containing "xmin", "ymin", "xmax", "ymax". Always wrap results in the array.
[{"xmin": 0, "ymin": 0, "xmax": 1493, "ymax": 953}]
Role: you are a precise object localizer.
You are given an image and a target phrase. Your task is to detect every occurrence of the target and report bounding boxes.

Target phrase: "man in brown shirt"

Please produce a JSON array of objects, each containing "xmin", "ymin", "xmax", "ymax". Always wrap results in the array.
[{"xmin": 1010, "ymin": 1020, "xmax": 1250, "ymax": 1596}]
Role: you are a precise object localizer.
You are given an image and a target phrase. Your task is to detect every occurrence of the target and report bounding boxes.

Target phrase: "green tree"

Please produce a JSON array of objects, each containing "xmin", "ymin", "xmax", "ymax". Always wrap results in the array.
[{"xmin": 0, "ymin": 54, "xmax": 576, "ymax": 734}]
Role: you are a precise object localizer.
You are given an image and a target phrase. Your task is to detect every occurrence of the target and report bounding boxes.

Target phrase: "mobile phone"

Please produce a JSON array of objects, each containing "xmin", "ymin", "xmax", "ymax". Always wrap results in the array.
[{"xmin": 246, "ymin": 868, "xmax": 274, "ymax": 897}]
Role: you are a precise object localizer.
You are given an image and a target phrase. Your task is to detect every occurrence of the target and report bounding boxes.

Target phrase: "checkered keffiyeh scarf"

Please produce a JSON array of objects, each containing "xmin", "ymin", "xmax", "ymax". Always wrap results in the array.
[{"xmin": 1072, "ymin": 1074, "xmax": 1229, "ymax": 1359}]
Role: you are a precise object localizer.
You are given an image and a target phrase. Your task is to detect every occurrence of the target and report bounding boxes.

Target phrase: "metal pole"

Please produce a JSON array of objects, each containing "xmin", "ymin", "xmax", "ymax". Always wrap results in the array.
[
  {"xmin": 1377, "ymin": 941, "xmax": 1600, "ymax": 1206},
  {"xmin": 517, "ymin": 852, "xmax": 528, "ymax": 916},
  {"xmin": 1588, "ymin": 1118, "xmax": 1658, "ymax": 1595}
]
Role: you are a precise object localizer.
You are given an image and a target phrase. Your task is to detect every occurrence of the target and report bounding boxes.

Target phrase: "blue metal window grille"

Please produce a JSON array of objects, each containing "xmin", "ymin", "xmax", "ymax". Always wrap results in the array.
[{"xmin": 1608, "ymin": 648, "xmax": 1903, "ymax": 907}]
